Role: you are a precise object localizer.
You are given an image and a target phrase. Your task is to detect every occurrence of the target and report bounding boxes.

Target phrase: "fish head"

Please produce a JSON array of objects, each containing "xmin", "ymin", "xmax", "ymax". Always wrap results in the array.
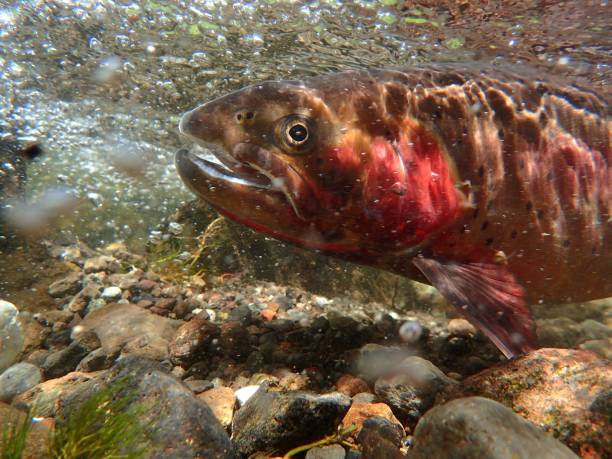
[{"xmin": 177, "ymin": 73, "xmax": 463, "ymax": 260}]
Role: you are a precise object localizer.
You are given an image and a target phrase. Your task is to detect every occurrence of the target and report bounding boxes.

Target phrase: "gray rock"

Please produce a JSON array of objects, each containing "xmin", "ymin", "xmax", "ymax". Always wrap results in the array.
[
  {"xmin": 579, "ymin": 319, "xmax": 611, "ymax": 341},
  {"xmin": 408, "ymin": 397, "xmax": 578, "ymax": 459},
  {"xmin": 305, "ymin": 444, "xmax": 347, "ymax": 459},
  {"xmin": 78, "ymin": 303, "xmax": 181, "ymax": 361},
  {"xmin": 83, "ymin": 255, "xmax": 120, "ymax": 274},
  {"xmin": 232, "ymin": 385, "xmax": 351, "ymax": 458},
  {"xmin": 77, "ymin": 347, "xmax": 118, "ymax": 372},
  {"xmin": 42, "ymin": 341, "xmax": 92, "ymax": 379},
  {"xmin": 0, "ymin": 300, "xmax": 24, "ymax": 371},
  {"xmin": 375, "ymin": 356, "xmax": 455, "ymax": 426},
  {"xmin": 47, "ymin": 272, "xmax": 82, "ymax": 297},
  {"xmin": 0, "ymin": 362, "xmax": 42, "ymax": 402},
  {"xmin": 358, "ymin": 416, "xmax": 405, "ymax": 459},
  {"xmin": 537, "ymin": 318, "xmax": 583, "ymax": 348}
]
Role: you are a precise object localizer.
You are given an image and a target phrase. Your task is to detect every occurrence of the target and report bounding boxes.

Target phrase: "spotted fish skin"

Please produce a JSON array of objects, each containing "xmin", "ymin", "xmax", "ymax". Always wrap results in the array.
[
  {"xmin": 367, "ymin": 66, "xmax": 611, "ymax": 304},
  {"xmin": 176, "ymin": 64, "xmax": 611, "ymax": 357}
]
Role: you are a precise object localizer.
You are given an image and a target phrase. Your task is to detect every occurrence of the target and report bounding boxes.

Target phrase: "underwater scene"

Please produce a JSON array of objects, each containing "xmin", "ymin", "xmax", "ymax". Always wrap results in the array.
[{"xmin": 0, "ymin": 1, "xmax": 610, "ymax": 458}]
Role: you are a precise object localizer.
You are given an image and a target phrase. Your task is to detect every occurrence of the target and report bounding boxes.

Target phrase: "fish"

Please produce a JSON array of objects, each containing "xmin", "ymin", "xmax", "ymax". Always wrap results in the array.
[{"xmin": 175, "ymin": 64, "xmax": 611, "ymax": 358}]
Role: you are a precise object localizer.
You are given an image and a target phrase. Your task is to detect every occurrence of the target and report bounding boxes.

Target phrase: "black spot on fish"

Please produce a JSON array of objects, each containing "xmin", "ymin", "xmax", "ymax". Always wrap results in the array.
[
  {"xmin": 537, "ymin": 209, "xmax": 545, "ymax": 219},
  {"xmin": 547, "ymin": 172, "xmax": 553, "ymax": 180},
  {"xmin": 384, "ymin": 83, "xmax": 409, "ymax": 119},
  {"xmin": 498, "ymin": 129, "xmax": 505, "ymax": 140},
  {"xmin": 481, "ymin": 220, "xmax": 489, "ymax": 231},
  {"xmin": 485, "ymin": 238, "xmax": 494, "ymax": 246},
  {"xmin": 487, "ymin": 89, "xmax": 515, "ymax": 125},
  {"xmin": 511, "ymin": 230, "xmax": 518, "ymax": 239},
  {"xmin": 526, "ymin": 202, "xmax": 533, "ymax": 211},
  {"xmin": 478, "ymin": 165, "xmax": 485, "ymax": 177},
  {"xmin": 517, "ymin": 118, "xmax": 541, "ymax": 145},
  {"xmin": 519, "ymin": 159, "xmax": 525, "ymax": 170},
  {"xmin": 539, "ymin": 111, "xmax": 548, "ymax": 127},
  {"xmin": 562, "ymin": 240, "xmax": 570, "ymax": 247}
]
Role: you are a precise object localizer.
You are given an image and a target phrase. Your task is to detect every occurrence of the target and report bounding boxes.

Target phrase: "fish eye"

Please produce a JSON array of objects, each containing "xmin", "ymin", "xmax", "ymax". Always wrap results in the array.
[
  {"xmin": 286, "ymin": 121, "xmax": 308, "ymax": 144},
  {"xmin": 277, "ymin": 115, "xmax": 315, "ymax": 153}
]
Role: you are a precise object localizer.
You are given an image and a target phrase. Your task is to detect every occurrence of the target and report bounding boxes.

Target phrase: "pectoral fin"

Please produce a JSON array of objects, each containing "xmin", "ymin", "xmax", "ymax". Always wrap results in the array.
[{"xmin": 413, "ymin": 257, "xmax": 537, "ymax": 358}]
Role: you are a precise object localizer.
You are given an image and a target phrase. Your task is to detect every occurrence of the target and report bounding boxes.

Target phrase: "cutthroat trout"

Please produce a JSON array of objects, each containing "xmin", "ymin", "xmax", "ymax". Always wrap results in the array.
[{"xmin": 176, "ymin": 65, "xmax": 611, "ymax": 358}]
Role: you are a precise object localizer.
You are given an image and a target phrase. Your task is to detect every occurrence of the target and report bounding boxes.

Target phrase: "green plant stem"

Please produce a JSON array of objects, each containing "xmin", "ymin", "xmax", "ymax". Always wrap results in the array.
[{"xmin": 283, "ymin": 425, "xmax": 357, "ymax": 458}]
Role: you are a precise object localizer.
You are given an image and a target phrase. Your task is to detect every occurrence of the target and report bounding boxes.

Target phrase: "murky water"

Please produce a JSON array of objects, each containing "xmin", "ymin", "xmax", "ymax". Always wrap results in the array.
[{"xmin": 1, "ymin": 0, "xmax": 610, "ymax": 246}]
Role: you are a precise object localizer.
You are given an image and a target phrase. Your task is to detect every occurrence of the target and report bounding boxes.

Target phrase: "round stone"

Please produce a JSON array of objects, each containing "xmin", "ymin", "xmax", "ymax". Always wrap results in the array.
[{"xmin": 0, "ymin": 300, "xmax": 24, "ymax": 372}]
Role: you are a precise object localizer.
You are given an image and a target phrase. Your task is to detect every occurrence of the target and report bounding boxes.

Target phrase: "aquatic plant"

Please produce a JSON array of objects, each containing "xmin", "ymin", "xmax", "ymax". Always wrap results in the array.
[
  {"xmin": 48, "ymin": 379, "xmax": 149, "ymax": 459},
  {"xmin": 1, "ymin": 409, "xmax": 32, "ymax": 459}
]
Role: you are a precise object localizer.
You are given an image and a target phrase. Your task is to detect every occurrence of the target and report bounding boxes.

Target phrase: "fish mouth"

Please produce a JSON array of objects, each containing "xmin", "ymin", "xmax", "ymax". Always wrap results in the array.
[{"xmin": 176, "ymin": 144, "xmax": 275, "ymax": 192}]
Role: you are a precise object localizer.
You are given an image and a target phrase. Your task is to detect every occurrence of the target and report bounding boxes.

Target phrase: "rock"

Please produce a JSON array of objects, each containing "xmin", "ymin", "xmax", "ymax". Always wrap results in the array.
[
  {"xmin": 357, "ymin": 416, "xmax": 405, "ymax": 459},
  {"xmin": 375, "ymin": 356, "xmax": 455, "ymax": 426},
  {"xmin": 185, "ymin": 379, "xmax": 214, "ymax": 393},
  {"xmin": 0, "ymin": 300, "xmax": 24, "ymax": 371},
  {"xmin": 67, "ymin": 284, "xmax": 101, "ymax": 314},
  {"xmin": 341, "ymin": 402, "xmax": 403, "ymax": 437},
  {"xmin": 41, "ymin": 341, "xmax": 93, "ymax": 379},
  {"xmin": 77, "ymin": 303, "xmax": 181, "ymax": 361},
  {"xmin": 231, "ymin": 385, "xmax": 351, "ymax": 458},
  {"xmin": 76, "ymin": 347, "xmax": 118, "ymax": 372},
  {"xmin": 305, "ymin": 444, "xmax": 347, "ymax": 459},
  {"xmin": 354, "ymin": 344, "xmax": 407, "ymax": 383},
  {"xmin": 47, "ymin": 272, "xmax": 82, "ymax": 297},
  {"xmin": 83, "ymin": 255, "xmax": 120, "ymax": 274},
  {"xmin": 219, "ymin": 321, "xmax": 251, "ymax": 361},
  {"xmin": 0, "ymin": 402, "xmax": 51, "ymax": 458},
  {"xmin": 198, "ymin": 386, "xmax": 236, "ymax": 428},
  {"xmin": 169, "ymin": 317, "xmax": 220, "ymax": 367},
  {"xmin": 15, "ymin": 371, "xmax": 98, "ymax": 417},
  {"xmin": 579, "ymin": 319, "xmax": 611, "ymax": 341},
  {"xmin": 61, "ymin": 356, "xmax": 233, "ymax": 458},
  {"xmin": 536, "ymin": 318, "xmax": 583, "ymax": 348},
  {"xmin": 447, "ymin": 318, "xmax": 477, "ymax": 337},
  {"xmin": 336, "ymin": 374, "xmax": 370, "ymax": 397},
  {"xmin": 408, "ymin": 397, "xmax": 577, "ymax": 459},
  {"xmin": 439, "ymin": 348, "xmax": 611, "ymax": 457},
  {"xmin": 0, "ymin": 362, "xmax": 42, "ymax": 402},
  {"xmin": 579, "ymin": 338, "xmax": 612, "ymax": 360},
  {"xmin": 100, "ymin": 286, "xmax": 122, "ymax": 300},
  {"xmin": 352, "ymin": 392, "xmax": 376, "ymax": 404}
]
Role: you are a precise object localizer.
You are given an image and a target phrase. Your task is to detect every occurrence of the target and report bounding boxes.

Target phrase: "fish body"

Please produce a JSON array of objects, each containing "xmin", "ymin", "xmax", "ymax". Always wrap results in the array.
[{"xmin": 176, "ymin": 65, "xmax": 611, "ymax": 358}]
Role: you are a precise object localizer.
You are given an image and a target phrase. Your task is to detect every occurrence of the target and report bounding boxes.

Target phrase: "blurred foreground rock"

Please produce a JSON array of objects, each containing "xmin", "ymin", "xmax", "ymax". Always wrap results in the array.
[
  {"xmin": 439, "ymin": 348, "xmax": 611, "ymax": 457},
  {"xmin": 0, "ymin": 300, "xmax": 25, "ymax": 371},
  {"xmin": 408, "ymin": 397, "xmax": 577, "ymax": 459}
]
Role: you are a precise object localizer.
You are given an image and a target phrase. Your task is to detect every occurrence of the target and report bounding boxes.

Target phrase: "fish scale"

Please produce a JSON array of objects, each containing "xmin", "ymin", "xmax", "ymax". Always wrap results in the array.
[{"xmin": 176, "ymin": 64, "xmax": 610, "ymax": 358}]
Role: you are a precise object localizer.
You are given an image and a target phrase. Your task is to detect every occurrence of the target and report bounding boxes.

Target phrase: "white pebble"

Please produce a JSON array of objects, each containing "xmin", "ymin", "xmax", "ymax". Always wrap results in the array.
[
  {"xmin": 399, "ymin": 320, "xmax": 423, "ymax": 344},
  {"xmin": 101, "ymin": 286, "xmax": 122, "ymax": 300},
  {"xmin": 235, "ymin": 385, "xmax": 260, "ymax": 406}
]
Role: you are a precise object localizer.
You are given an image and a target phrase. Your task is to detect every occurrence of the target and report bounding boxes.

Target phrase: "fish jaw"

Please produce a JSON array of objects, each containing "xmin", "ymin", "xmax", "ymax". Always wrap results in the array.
[{"xmin": 174, "ymin": 148, "xmax": 362, "ymax": 254}]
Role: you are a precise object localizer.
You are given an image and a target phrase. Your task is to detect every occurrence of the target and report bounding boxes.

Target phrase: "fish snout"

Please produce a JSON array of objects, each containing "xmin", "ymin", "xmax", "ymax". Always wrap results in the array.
[{"xmin": 179, "ymin": 106, "xmax": 221, "ymax": 143}]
